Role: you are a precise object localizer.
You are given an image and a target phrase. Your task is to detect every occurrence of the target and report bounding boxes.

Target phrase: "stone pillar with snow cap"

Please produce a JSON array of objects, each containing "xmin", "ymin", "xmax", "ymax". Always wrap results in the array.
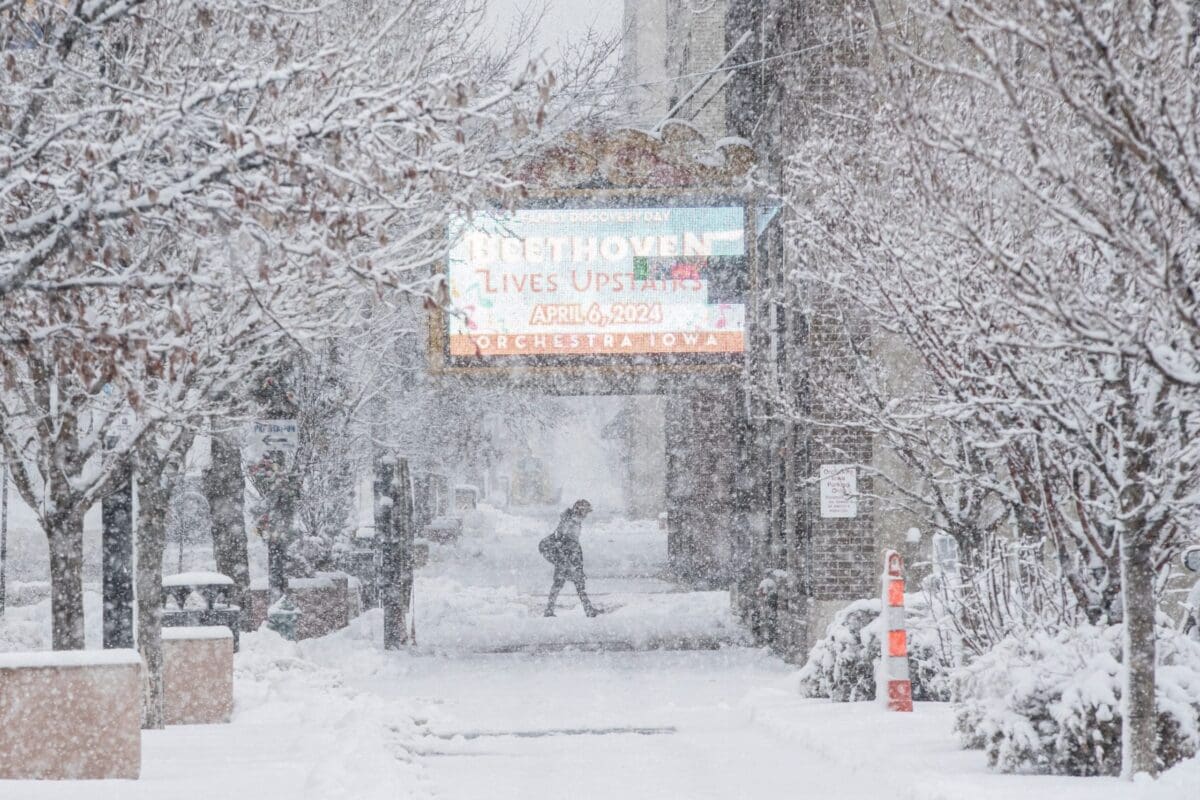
[
  {"xmin": 0, "ymin": 649, "xmax": 142, "ymax": 778},
  {"xmin": 163, "ymin": 626, "xmax": 234, "ymax": 725},
  {"xmin": 878, "ymin": 549, "xmax": 912, "ymax": 712}
]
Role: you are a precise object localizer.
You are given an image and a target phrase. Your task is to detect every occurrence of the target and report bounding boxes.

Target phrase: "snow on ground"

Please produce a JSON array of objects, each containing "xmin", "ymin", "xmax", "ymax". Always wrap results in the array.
[
  {"xmin": 444, "ymin": 504, "xmax": 672, "ymax": 587},
  {"xmin": 0, "ymin": 589, "xmax": 104, "ymax": 652},
  {"xmin": 349, "ymin": 643, "xmax": 806, "ymax": 800},
  {"xmin": 3, "ymin": 625, "xmax": 431, "ymax": 800},
  {"xmin": 291, "ymin": 608, "xmax": 813, "ymax": 800},
  {"xmin": 412, "ymin": 576, "xmax": 743, "ymax": 652},
  {"xmin": 302, "ymin": 607, "xmax": 1197, "ymax": 800},
  {"xmin": 2, "ymin": 505, "xmax": 1197, "ymax": 798},
  {"xmin": 741, "ymin": 687, "xmax": 1200, "ymax": 800},
  {"xmin": 409, "ymin": 504, "xmax": 746, "ymax": 652}
]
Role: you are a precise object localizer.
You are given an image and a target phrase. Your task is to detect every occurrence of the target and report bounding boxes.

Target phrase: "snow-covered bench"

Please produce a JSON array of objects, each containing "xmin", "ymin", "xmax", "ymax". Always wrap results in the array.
[
  {"xmin": 163, "ymin": 627, "xmax": 234, "ymax": 725},
  {"xmin": 0, "ymin": 649, "xmax": 141, "ymax": 779}
]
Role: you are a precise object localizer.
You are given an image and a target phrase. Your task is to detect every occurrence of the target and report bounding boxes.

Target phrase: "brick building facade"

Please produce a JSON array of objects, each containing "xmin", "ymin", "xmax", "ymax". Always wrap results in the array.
[
  {"xmin": 621, "ymin": 1, "xmax": 891, "ymax": 658},
  {"xmin": 621, "ymin": 0, "xmax": 731, "ymax": 140}
]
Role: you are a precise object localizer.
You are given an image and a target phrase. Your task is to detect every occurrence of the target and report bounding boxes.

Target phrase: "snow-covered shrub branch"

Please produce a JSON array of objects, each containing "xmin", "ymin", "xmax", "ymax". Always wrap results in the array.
[
  {"xmin": 0, "ymin": 0, "xmax": 555, "ymax": 301},
  {"xmin": 796, "ymin": 594, "xmax": 955, "ymax": 702},
  {"xmin": 953, "ymin": 623, "xmax": 1200, "ymax": 775}
]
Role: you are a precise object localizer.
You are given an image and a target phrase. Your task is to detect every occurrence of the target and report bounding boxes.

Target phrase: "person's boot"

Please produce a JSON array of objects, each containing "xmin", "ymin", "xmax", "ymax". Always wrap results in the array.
[
  {"xmin": 543, "ymin": 606, "xmax": 556, "ymax": 617},
  {"xmin": 582, "ymin": 600, "xmax": 599, "ymax": 618}
]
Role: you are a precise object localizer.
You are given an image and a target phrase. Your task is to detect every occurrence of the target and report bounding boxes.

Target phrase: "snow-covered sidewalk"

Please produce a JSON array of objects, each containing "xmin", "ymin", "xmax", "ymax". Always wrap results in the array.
[
  {"xmin": 408, "ymin": 507, "xmax": 747, "ymax": 652},
  {"xmin": 297, "ymin": 610, "xmax": 1197, "ymax": 800},
  {"xmin": 5, "ymin": 624, "xmax": 428, "ymax": 800},
  {"xmin": 299, "ymin": 612, "xmax": 817, "ymax": 800},
  {"xmin": 3, "ymin": 507, "xmax": 1197, "ymax": 798},
  {"xmin": 411, "ymin": 575, "xmax": 744, "ymax": 652},
  {"xmin": 741, "ymin": 687, "xmax": 1200, "ymax": 800},
  {"xmin": 12, "ymin": 615, "xmax": 1195, "ymax": 800}
]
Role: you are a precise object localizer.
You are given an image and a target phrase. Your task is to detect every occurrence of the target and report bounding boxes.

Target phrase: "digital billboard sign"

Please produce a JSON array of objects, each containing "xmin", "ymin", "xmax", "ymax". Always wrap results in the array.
[{"xmin": 443, "ymin": 200, "xmax": 749, "ymax": 366}]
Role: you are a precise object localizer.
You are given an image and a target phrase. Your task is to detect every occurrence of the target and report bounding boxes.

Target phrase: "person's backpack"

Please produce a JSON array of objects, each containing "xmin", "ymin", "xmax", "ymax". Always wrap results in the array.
[
  {"xmin": 538, "ymin": 511, "xmax": 571, "ymax": 564},
  {"xmin": 538, "ymin": 533, "xmax": 561, "ymax": 564}
]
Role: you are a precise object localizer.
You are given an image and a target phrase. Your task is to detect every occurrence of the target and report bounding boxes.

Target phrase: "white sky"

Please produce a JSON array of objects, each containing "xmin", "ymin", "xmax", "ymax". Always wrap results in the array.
[{"xmin": 486, "ymin": 0, "xmax": 624, "ymax": 58}]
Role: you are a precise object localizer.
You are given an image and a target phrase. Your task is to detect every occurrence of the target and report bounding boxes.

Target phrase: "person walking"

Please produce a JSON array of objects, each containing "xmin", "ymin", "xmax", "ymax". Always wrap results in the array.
[{"xmin": 539, "ymin": 499, "xmax": 597, "ymax": 617}]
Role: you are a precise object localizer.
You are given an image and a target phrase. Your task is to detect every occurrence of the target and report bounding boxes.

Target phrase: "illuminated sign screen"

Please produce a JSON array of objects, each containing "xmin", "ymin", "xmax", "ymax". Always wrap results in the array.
[{"xmin": 445, "ymin": 201, "xmax": 748, "ymax": 364}]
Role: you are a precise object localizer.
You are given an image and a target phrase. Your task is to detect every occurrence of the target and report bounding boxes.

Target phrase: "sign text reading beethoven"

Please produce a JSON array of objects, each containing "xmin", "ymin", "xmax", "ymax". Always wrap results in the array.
[{"xmin": 447, "ymin": 206, "xmax": 747, "ymax": 357}]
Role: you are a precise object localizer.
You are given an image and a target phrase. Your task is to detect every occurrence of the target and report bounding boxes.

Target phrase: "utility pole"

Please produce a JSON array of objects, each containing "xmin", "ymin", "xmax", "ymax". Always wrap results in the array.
[
  {"xmin": 101, "ymin": 444, "xmax": 135, "ymax": 648},
  {"xmin": 375, "ymin": 455, "xmax": 414, "ymax": 649},
  {"xmin": 205, "ymin": 427, "xmax": 251, "ymax": 626},
  {"xmin": 249, "ymin": 367, "xmax": 301, "ymax": 635},
  {"xmin": 263, "ymin": 450, "xmax": 290, "ymax": 603},
  {"xmin": 248, "ymin": 444, "xmax": 299, "ymax": 638},
  {"xmin": 251, "ymin": 443, "xmax": 298, "ymax": 605}
]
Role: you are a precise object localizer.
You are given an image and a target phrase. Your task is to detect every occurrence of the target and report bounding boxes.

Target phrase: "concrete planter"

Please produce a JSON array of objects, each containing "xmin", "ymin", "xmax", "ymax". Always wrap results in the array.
[
  {"xmin": 0, "ymin": 649, "xmax": 142, "ymax": 779},
  {"xmin": 162, "ymin": 627, "xmax": 234, "ymax": 725},
  {"xmin": 247, "ymin": 571, "xmax": 359, "ymax": 640}
]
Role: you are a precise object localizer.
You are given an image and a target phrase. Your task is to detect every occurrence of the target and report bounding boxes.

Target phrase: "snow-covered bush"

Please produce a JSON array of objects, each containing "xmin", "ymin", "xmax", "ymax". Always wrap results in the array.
[
  {"xmin": 953, "ymin": 624, "xmax": 1200, "ymax": 775},
  {"xmin": 796, "ymin": 595, "xmax": 954, "ymax": 702},
  {"xmin": 796, "ymin": 599, "xmax": 877, "ymax": 701}
]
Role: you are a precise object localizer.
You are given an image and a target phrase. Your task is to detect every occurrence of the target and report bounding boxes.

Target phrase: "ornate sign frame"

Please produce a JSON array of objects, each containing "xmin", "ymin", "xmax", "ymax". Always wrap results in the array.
[
  {"xmin": 429, "ymin": 188, "xmax": 756, "ymax": 376},
  {"xmin": 428, "ymin": 124, "xmax": 757, "ymax": 383}
]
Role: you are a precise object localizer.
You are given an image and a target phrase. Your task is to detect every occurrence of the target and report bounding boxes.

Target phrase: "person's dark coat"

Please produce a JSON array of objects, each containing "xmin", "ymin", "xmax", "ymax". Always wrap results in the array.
[{"xmin": 538, "ymin": 510, "xmax": 586, "ymax": 584}]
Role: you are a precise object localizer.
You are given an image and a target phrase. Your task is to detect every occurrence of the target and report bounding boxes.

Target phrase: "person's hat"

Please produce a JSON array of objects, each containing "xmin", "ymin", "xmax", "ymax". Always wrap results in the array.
[{"xmin": 572, "ymin": 499, "xmax": 593, "ymax": 514}]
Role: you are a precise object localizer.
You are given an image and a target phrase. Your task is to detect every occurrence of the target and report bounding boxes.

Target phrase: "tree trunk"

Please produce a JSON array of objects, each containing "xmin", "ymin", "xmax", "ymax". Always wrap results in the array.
[
  {"xmin": 1120, "ymin": 534, "xmax": 1158, "ymax": 778},
  {"xmin": 204, "ymin": 431, "xmax": 250, "ymax": 628},
  {"xmin": 101, "ymin": 456, "xmax": 135, "ymax": 649},
  {"xmin": 47, "ymin": 511, "xmax": 86, "ymax": 650},
  {"xmin": 136, "ymin": 467, "xmax": 170, "ymax": 730}
]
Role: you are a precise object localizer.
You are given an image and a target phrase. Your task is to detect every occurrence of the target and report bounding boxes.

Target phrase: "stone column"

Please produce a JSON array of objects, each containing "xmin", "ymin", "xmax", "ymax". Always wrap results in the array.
[{"xmin": 664, "ymin": 383, "xmax": 738, "ymax": 586}]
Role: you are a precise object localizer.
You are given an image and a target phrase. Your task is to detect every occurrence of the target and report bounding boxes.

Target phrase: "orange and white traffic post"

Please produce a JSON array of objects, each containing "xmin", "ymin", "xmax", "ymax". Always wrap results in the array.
[{"xmin": 879, "ymin": 549, "xmax": 913, "ymax": 712}]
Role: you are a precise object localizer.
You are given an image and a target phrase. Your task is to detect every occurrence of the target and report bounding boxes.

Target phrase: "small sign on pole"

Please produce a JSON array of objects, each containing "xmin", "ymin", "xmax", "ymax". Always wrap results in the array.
[
  {"xmin": 250, "ymin": 419, "xmax": 298, "ymax": 452},
  {"xmin": 931, "ymin": 532, "xmax": 961, "ymax": 590},
  {"xmin": 819, "ymin": 464, "xmax": 858, "ymax": 518},
  {"xmin": 878, "ymin": 549, "xmax": 913, "ymax": 712}
]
